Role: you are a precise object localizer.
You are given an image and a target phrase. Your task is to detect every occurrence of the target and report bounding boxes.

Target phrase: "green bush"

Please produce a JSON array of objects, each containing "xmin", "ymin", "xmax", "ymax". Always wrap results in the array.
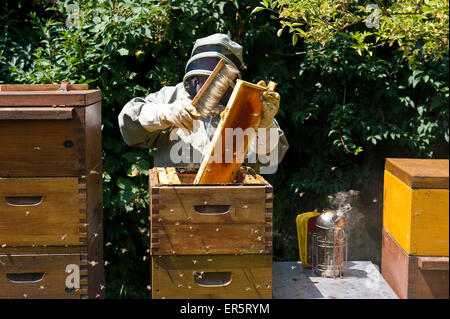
[{"xmin": 1, "ymin": 0, "xmax": 448, "ymax": 298}]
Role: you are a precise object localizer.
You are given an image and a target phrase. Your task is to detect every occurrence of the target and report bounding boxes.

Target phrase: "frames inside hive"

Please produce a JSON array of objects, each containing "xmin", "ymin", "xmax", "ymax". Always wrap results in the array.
[
  {"xmin": 155, "ymin": 166, "xmax": 267, "ymax": 185},
  {"xmin": 193, "ymin": 80, "xmax": 266, "ymax": 184}
]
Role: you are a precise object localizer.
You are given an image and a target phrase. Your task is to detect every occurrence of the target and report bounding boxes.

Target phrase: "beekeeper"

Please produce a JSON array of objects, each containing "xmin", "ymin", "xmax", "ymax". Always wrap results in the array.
[{"xmin": 118, "ymin": 33, "xmax": 288, "ymax": 174}]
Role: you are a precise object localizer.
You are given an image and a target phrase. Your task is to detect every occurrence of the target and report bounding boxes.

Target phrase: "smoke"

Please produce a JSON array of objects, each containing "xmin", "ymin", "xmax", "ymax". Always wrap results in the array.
[
  {"xmin": 328, "ymin": 189, "xmax": 360, "ymax": 227},
  {"xmin": 327, "ymin": 189, "xmax": 377, "ymax": 262}
]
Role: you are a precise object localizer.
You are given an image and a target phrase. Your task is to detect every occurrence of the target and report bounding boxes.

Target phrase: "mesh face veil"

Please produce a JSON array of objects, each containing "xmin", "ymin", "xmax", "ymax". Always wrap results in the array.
[{"xmin": 183, "ymin": 34, "xmax": 243, "ymax": 107}]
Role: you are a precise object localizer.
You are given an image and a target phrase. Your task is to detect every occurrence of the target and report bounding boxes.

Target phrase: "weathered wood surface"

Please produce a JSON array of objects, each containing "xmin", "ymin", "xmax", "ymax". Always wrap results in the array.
[
  {"xmin": 194, "ymin": 80, "xmax": 265, "ymax": 184},
  {"xmin": 0, "ymin": 107, "xmax": 74, "ymax": 120},
  {"xmin": 0, "ymin": 253, "xmax": 88, "ymax": 299},
  {"xmin": 149, "ymin": 168, "xmax": 273, "ymax": 255},
  {"xmin": 418, "ymin": 257, "xmax": 449, "ymax": 271},
  {"xmin": 385, "ymin": 158, "xmax": 449, "ymax": 189},
  {"xmin": 0, "ymin": 84, "xmax": 89, "ymax": 91},
  {"xmin": 85, "ymin": 166, "xmax": 105, "ymax": 299},
  {"xmin": 0, "ymin": 171, "xmax": 104, "ymax": 299},
  {"xmin": 152, "ymin": 254, "xmax": 272, "ymax": 299},
  {"xmin": 0, "ymin": 246, "xmax": 88, "ymax": 254},
  {"xmin": 381, "ymin": 228, "xmax": 449, "ymax": 299},
  {"xmin": 0, "ymin": 90, "xmax": 101, "ymax": 106},
  {"xmin": 0, "ymin": 102, "xmax": 101, "ymax": 177},
  {"xmin": 84, "ymin": 101, "xmax": 103, "ymax": 181},
  {"xmin": 153, "ymin": 225, "xmax": 271, "ymax": 255},
  {"xmin": 157, "ymin": 186, "xmax": 268, "ymax": 224},
  {"xmin": 0, "ymin": 85, "xmax": 104, "ymax": 299},
  {"xmin": 0, "ymin": 177, "xmax": 85, "ymax": 247},
  {"xmin": 383, "ymin": 169, "xmax": 449, "ymax": 256},
  {"xmin": 273, "ymin": 261, "xmax": 398, "ymax": 299}
]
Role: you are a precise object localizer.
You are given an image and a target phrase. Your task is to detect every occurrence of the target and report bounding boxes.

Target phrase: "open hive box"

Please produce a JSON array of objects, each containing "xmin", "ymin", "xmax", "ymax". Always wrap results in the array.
[
  {"xmin": 149, "ymin": 166, "xmax": 273, "ymax": 299},
  {"xmin": 149, "ymin": 166, "xmax": 273, "ymax": 256}
]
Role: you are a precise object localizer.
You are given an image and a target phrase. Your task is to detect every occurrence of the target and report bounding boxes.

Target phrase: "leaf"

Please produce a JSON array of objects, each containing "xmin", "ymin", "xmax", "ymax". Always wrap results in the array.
[
  {"xmin": 118, "ymin": 48, "xmax": 129, "ymax": 56},
  {"xmin": 417, "ymin": 106, "xmax": 424, "ymax": 116},
  {"xmin": 251, "ymin": 6, "xmax": 265, "ymax": 14},
  {"xmin": 117, "ymin": 177, "xmax": 133, "ymax": 190},
  {"xmin": 277, "ymin": 28, "xmax": 283, "ymax": 37},
  {"xmin": 292, "ymin": 33, "xmax": 298, "ymax": 46}
]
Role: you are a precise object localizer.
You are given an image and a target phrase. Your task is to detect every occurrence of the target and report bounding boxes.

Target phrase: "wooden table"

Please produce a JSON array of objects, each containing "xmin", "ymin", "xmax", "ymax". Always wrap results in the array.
[{"xmin": 273, "ymin": 261, "xmax": 398, "ymax": 299}]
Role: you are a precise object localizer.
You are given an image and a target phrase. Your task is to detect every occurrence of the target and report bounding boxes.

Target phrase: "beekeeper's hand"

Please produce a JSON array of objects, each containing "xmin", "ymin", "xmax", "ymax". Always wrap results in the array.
[
  {"xmin": 257, "ymin": 80, "xmax": 280, "ymax": 128},
  {"xmin": 159, "ymin": 100, "xmax": 200, "ymax": 131}
]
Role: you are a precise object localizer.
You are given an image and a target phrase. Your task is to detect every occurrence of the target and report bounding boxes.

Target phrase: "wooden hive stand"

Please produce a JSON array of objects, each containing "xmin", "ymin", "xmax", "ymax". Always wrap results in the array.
[{"xmin": 0, "ymin": 84, "xmax": 104, "ymax": 299}]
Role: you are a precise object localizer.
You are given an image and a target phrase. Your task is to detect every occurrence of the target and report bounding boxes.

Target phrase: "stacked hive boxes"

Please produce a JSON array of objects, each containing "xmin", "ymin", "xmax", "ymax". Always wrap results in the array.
[
  {"xmin": 0, "ymin": 84, "xmax": 104, "ymax": 299},
  {"xmin": 149, "ymin": 168, "xmax": 273, "ymax": 299},
  {"xmin": 382, "ymin": 158, "xmax": 449, "ymax": 299}
]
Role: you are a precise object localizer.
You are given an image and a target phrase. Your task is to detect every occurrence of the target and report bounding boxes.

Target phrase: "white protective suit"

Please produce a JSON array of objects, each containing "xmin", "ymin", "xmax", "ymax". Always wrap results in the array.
[{"xmin": 118, "ymin": 34, "xmax": 289, "ymax": 174}]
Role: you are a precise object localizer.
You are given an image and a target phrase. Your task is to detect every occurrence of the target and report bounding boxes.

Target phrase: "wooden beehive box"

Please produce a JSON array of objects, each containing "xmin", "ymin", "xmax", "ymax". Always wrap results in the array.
[
  {"xmin": 0, "ymin": 84, "xmax": 104, "ymax": 299},
  {"xmin": 382, "ymin": 228, "xmax": 448, "ymax": 299},
  {"xmin": 0, "ymin": 84, "xmax": 101, "ymax": 177},
  {"xmin": 383, "ymin": 158, "xmax": 449, "ymax": 256},
  {"xmin": 149, "ymin": 167, "xmax": 273, "ymax": 256},
  {"xmin": 0, "ymin": 253, "xmax": 89, "ymax": 299},
  {"xmin": 152, "ymin": 254, "xmax": 272, "ymax": 299},
  {"xmin": 382, "ymin": 158, "xmax": 449, "ymax": 299}
]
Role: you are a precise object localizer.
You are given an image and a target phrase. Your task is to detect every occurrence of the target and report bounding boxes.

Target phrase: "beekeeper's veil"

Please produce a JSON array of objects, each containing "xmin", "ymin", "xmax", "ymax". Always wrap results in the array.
[{"xmin": 183, "ymin": 33, "xmax": 243, "ymax": 106}]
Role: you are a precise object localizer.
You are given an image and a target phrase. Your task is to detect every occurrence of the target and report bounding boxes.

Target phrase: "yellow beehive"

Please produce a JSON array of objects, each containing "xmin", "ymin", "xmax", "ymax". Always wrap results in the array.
[{"xmin": 383, "ymin": 158, "xmax": 449, "ymax": 256}]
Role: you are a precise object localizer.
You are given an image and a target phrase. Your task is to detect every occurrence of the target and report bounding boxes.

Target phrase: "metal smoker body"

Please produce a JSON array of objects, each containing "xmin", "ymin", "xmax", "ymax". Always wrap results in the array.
[{"xmin": 312, "ymin": 210, "xmax": 347, "ymax": 278}]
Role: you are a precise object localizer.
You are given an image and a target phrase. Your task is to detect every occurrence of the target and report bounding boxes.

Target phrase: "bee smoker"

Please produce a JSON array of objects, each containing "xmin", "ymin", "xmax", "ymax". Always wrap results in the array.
[{"xmin": 311, "ymin": 209, "xmax": 347, "ymax": 278}]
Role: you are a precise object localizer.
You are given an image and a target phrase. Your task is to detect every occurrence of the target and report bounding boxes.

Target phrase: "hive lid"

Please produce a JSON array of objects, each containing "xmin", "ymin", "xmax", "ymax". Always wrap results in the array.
[
  {"xmin": 385, "ymin": 158, "xmax": 449, "ymax": 189},
  {"xmin": 0, "ymin": 84, "xmax": 101, "ymax": 107}
]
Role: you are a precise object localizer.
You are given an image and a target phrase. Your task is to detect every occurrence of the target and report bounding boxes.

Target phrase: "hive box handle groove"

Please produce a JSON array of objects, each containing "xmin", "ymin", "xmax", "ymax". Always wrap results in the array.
[
  {"xmin": 6, "ymin": 273, "xmax": 45, "ymax": 283},
  {"xmin": 194, "ymin": 272, "xmax": 232, "ymax": 287},
  {"xmin": 5, "ymin": 196, "xmax": 43, "ymax": 206},
  {"xmin": 193, "ymin": 205, "xmax": 231, "ymax": 215}
]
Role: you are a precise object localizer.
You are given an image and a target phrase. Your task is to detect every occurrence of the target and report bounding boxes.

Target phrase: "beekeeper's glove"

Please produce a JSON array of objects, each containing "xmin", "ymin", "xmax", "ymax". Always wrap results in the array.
[
  {"xmin": 159, "ymin": 100, "xmax": 200, "ymax": 132},
  {"xmin": 257, "ymin": 80, "xmax": 280, "ymax": 128}
]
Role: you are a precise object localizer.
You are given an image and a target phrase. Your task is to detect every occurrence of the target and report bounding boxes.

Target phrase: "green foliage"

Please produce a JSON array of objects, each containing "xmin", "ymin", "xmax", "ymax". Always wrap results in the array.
[
  {"xmin": 2, "ymin": 0, "xmax": 171, "ymax": 298},
  {"xmin": 254, "ymin": 0, "xmax": 449, "ymax": 66},
  {"xmin": 1, "ymin": 0, "xmax": 448, "ymax": 296}
]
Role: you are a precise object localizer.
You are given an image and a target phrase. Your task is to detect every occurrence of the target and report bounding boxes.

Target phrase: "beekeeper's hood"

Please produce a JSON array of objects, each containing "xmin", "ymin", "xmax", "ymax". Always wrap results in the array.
[{"xmin": 183, "ymin": 33, "xmax": 243, "ymax": 106}]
